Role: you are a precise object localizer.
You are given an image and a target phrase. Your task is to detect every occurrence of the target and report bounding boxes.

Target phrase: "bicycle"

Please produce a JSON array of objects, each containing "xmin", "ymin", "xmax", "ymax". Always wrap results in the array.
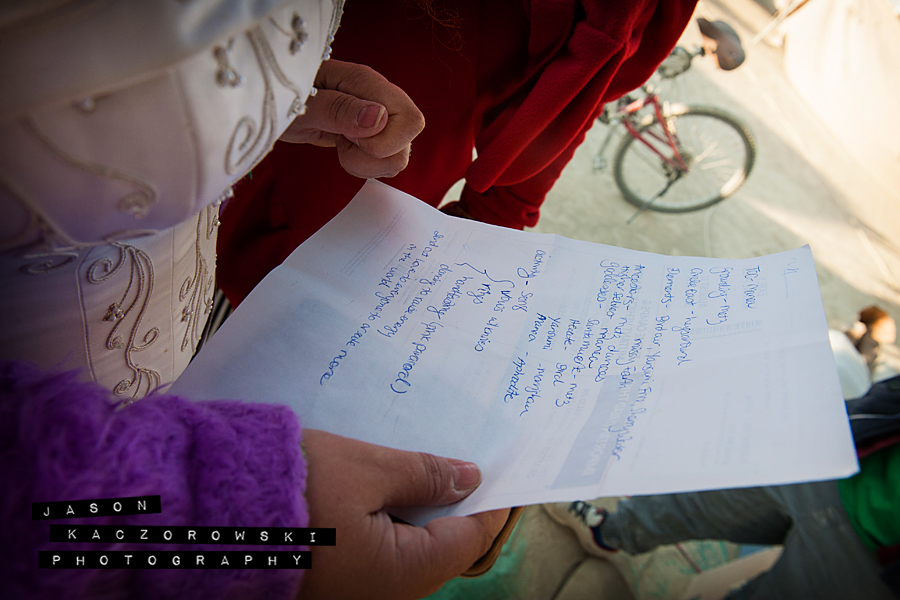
[{"xmin": 593, "ymin": 30, "xmax": 757, "ymax": 217}]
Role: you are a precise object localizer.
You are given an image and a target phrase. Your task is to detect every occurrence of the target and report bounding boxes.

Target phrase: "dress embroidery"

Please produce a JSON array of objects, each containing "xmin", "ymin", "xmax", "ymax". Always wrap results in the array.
[
  {"xmin": 85, "ymin": 241, "xmax": 161, "ymax": 400},
  {"xmin": 270, "ymin": 13, "xmax": 309, "ymax": 55},
  {"xmin": 23, "ymin": 117, "xmax": 157, "ymax": 220},
  {"xmin": 213, "ymin": 39, "xmax": 244, "ymax": 88},
  {"xmin": 322, "ymin": 0, "xmax": 345, "ymax": 60},
  {"xmin": 179, "ymin": 204, "xmax": 218, "ymax": 354},
  {"xmin": 225, "ymin": 23, "xmax": 313, "ymax": 174},
  {"xmin": 0, "ymin": 0, "xmax": 342, "ymax": 402},
  {"xmin": 0, "ymin": 178, "xmax": 80, "ymax": 274}
]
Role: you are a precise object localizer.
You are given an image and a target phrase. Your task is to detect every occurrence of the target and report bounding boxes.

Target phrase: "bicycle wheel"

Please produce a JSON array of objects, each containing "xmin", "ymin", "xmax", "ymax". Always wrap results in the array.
[{"xmin": 613, "ymin": 105, "xmax": 756, "ymax": 213}]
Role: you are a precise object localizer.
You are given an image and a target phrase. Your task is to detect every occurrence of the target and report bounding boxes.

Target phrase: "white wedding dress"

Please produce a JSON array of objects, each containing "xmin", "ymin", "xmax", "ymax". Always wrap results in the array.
[{"xmin": 0, "ymin": 0, "xmax": 342, "ymax": 399}]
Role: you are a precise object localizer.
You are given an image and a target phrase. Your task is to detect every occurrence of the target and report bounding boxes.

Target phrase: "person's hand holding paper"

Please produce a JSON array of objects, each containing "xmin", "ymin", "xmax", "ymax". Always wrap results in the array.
[
  {"xmin": 174, "ymin": 180, "xmax": 857, "ymax": 524},
  {"xmin": 299, "ymin": 429, "xmax": 507, "ymax": 599}
]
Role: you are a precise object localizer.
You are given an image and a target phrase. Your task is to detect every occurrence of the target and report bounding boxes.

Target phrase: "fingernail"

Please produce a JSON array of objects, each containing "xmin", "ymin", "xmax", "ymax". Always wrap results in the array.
[
  {"xmin": 357, "ymin": 104, "xmax": 386, "ymax": 129},
  {"xmin": 449, "ymin": 459, "xmax": 481, "ymax": 492}
]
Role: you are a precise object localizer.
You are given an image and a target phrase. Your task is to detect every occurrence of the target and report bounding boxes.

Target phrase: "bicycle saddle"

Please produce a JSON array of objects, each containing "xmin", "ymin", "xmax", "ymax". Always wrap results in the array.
[{"xmin": 697, "ymin": 18, "xmax": 745, "ymax": 71}]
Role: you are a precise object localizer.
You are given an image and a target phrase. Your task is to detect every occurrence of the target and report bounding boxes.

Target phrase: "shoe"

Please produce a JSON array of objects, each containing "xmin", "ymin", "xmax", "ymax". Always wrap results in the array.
[
  {"xmin": 848, "ymin": 306, "xmax": 897, "ymax": 369},
  {"xmin": 858, "ymin": 306, "xmax": 896, "ymax": 344},
  {"xmin": 542, "ymin": 501, "xmax": 618, "ymax": 558}
]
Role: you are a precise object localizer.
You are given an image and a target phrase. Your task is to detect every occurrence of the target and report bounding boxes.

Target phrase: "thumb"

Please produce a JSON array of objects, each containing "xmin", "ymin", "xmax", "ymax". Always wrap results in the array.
[
  {"xmin": 304, "ymin": 89, "xmax": 388, "ymax": 139},
  {"xmin": 378, "ymin": 450, "xmax": 483, "ymax": 509}
]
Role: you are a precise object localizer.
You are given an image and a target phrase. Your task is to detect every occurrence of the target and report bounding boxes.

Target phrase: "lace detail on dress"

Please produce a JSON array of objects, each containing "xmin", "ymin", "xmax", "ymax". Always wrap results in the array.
[
  {"xmin": 16, "ymin": 222, "xmax": 80, "ymax": 275},
  {"xmin": 326, "ymin": 0, "xmax": 345, "ymax": 54},
  {"xmin": 0, "ymin": 0, "xmax": 340, "ymax": 398},
  {"xmin": 23, "ymin": 117, "xmax": 157, "ymax": 220},
  {"xmin": 1, "ymin": 200, "xmax": 215, "ymax": 402},
  {"xmin": 85, "ymin": 241, "xmax": 160, "ymax": 400},
  {"xmin": 179, "ymin": 204, "xmax": 219, "ymax": 354},
  {"xmin": 0, "ymin": 178, "xmax": 80, "ymax": 273},
  {"xmin": 224, "ymin": 25, "xmax": 313, "ymax": 175}
]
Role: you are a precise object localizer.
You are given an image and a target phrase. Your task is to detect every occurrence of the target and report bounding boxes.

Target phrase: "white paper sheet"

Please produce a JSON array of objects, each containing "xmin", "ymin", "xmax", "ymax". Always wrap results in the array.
[{"xmin": 173, "ymin": 180, "xmax": 858, "ymax": 524}]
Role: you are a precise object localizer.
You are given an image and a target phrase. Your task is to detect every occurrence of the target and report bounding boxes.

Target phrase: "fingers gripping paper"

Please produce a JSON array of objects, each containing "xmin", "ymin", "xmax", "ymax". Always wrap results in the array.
[{"xmin": 173, "ymin": 180, "xmax": 857, "ymax": 524}]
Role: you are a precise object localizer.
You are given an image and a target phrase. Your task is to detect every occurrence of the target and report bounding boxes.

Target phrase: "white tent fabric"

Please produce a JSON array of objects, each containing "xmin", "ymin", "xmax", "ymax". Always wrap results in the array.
[{"xmin": 782, "ymin": 0, "xmax": 900, "ymax": 194}]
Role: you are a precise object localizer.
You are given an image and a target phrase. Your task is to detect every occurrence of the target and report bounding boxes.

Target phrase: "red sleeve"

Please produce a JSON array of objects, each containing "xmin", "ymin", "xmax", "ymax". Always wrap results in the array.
[
  {"xmin": 216, "ymin": 0, "xmax": 699, "ymax": 305},
  {"xmin": 459, "ymin": 128, "xmax": 587, "ymax": 228},
  {"xmin": 459, "ymin": 0, "xmax": 699, "ymax": 229}
]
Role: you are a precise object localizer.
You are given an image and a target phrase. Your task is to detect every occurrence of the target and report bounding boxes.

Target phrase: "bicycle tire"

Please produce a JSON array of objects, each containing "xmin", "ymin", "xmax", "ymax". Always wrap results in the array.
[{"xmin": 613, "ymin": 105, "xmax": 756, "ymax": 213}]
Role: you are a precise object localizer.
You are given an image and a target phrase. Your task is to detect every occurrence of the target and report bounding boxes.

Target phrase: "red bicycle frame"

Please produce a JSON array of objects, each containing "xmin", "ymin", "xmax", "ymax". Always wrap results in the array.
[{"xmin": 616, "ymin": 93, "xmax": 689, "ymax": 172}]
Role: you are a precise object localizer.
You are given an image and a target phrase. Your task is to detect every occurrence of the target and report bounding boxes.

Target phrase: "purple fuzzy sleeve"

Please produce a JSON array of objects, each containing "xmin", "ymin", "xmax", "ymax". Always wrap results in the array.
[{"xmin": 0, "ymin": 360, "xmax": 309, "ymax": 600}]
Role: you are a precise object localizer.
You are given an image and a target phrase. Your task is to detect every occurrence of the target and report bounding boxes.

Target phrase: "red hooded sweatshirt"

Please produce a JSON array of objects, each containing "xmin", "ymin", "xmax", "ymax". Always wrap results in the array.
[{"xmin": 217, "ymin": 0, "xmax": 698, "ymax": 305}]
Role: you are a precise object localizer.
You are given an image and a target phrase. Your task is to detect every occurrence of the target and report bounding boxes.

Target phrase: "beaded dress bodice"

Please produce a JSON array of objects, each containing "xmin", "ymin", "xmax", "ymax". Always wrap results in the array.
[{"xmin": 0, "ymin": 0, "xmax": 342, "ymax": 399}]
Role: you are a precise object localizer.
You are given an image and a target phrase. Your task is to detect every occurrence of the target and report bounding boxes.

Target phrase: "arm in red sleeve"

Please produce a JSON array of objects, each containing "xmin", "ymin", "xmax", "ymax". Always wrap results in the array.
[
  {"xmin": 458, "ymin": 128, "xmax": 589, "ymax": 229},
  {"xmin": 458, "ymin": 0, "xmax": 698, "ymax": 230}
]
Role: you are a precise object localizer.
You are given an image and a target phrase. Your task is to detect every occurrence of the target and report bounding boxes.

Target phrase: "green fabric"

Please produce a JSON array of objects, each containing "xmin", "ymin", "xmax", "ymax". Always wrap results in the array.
[{"xmin": 838, "ymin": 444, "xmax": 900, "ymax": 551}]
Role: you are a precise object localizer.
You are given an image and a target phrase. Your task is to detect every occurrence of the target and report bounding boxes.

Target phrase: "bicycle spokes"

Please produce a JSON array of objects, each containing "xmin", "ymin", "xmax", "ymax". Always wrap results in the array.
[
  {"xmin": 592, "ymin": 40, "xmax": 755, "ymax": 215},
  {"xmin": 613, "ymin": 106, "xmax": 755, "ymax": 213}
]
